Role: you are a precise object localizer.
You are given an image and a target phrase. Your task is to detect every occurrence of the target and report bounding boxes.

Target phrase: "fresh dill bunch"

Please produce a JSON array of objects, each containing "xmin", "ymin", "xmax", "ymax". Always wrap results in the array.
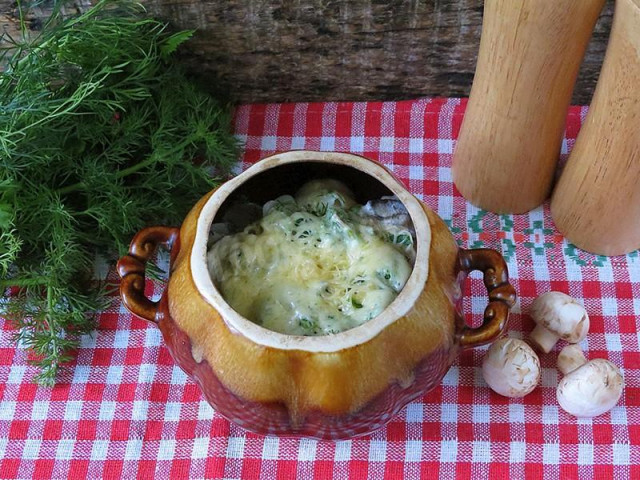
[{"xmin": 0, "ymin": 0, "xmax": 239, "ymax": 385}]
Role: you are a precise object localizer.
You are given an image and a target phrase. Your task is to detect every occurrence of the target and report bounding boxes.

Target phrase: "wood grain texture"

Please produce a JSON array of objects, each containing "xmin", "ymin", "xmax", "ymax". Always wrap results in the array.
[
  {"xmin": 451, "ymin": 0, "xmax": 606, "ymax": 214},
  {"xmin": 0, "ymin": 0, "xmax": 613, "ymax": 104},
  {"xmin": 551, "ymin": 0, "xmax": 640, "ymax": 256}
]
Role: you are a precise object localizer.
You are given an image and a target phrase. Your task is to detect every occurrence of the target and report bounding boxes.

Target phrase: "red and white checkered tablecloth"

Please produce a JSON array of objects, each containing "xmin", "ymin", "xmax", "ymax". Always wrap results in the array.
[{"xmin": 1, "ymin": 98, "xmax": 639, "ymax": 479}]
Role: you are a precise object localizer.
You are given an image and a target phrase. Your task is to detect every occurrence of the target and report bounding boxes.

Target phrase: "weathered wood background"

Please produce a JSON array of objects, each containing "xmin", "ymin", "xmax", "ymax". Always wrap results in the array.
[{"xmin": 1, "ymin": 0, "xmax": 614, "ymax": 104}]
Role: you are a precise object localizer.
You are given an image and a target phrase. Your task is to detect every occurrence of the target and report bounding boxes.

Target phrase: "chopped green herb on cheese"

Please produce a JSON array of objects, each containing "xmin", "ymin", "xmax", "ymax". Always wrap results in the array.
[{"xmin": 207, "ymin": 180, "xmax": 415, "ymax": 336}]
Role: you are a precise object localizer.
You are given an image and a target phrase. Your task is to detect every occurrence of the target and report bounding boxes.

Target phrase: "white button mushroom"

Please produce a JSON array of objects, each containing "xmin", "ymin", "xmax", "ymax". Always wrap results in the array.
[
  {"xmin": 556, "ymin": 344, "xmax": 624, "ymax": 418},
  {"xmin": 529, "ymin": 292, "xmax": 589, "ymax": 353},
  {"xmin": 557, "ymin": 343, "xmax": 587, "ymax": 376},
  {"xmin": 482, "ymin": 337, "xmax": 541, "ymax": 397}
]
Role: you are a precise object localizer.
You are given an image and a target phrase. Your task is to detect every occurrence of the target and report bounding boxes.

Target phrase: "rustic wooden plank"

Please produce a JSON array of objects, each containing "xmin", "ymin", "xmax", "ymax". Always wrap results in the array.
[{"xmin": 1, "ymin": 0, "xmax": 614, "ymax": 105}]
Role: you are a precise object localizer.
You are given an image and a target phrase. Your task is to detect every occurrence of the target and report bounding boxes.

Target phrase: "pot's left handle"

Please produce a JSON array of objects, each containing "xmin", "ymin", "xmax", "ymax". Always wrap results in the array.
[
  {"xmin": 457, "ymin": 248, "xmax": 517, "ymax": 349},
  {"xmin": 117, "ymin": 226, "xmax": 179, "ymax": 324}
]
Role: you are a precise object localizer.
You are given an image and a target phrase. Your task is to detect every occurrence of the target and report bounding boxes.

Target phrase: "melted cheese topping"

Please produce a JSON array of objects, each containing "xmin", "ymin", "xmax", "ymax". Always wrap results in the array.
[{"xmin": 207, "ymin": 180, "xmax": 414, "ymax": 336}]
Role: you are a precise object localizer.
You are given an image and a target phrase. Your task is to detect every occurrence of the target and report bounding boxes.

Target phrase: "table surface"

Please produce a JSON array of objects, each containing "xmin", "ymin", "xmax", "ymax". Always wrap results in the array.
[{"xmin": 1, "ymin": 98, "xmax": 638, "ymax": 479}]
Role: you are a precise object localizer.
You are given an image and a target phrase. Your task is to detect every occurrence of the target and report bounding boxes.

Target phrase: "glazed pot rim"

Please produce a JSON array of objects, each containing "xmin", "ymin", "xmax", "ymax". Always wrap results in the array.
[{"xmin": 191, "ymin": 150, "xmax": 431, "ymax": 352}]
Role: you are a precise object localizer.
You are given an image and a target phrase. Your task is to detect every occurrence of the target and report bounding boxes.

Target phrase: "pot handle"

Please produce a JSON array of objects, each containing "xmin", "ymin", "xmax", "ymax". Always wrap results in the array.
[
  {"xmin": 457, "ymin": 248, "xmax": 516, "ymax": 349},
  {"xmin": 117, "ymin": 226, "xmax": 179, "ymax": 324}
]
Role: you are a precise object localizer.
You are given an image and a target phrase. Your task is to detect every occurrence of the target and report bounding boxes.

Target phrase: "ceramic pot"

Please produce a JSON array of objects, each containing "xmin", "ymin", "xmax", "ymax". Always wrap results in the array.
[{"xmin": 118, "ymin": 151, "xmax": 516, "ymax": 439}]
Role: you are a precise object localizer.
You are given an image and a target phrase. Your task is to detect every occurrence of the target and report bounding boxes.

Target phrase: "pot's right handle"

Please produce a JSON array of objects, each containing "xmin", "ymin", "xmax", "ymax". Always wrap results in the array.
[
  {"xmin": 457, "ymin": 248, "xmax": 517, "ymax": 349},
  {"xmin": 117, "ymin": 226, "xmax": 179, "ymax": 324}
]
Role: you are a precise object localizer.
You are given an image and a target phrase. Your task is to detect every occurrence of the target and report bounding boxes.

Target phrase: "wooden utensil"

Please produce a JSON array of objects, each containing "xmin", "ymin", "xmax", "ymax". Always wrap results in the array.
[
  {"xmin": 551, "ymin": 0, "xmax": 640, "ymax": 256},
  {"xmin": 452, "ymin": 0, "xmax": 605, "ymax": 214}
]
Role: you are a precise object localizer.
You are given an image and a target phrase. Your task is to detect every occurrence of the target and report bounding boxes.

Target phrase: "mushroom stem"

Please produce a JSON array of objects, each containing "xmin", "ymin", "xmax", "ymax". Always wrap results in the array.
[
  {"xmin": 529, "ymin": 324, "xmax": 559, "ymax": 353},
  {"xmin": 557, "ymin": 344, "xmax": 587, "ymax": 375},
  {"xmin": 528, "ymin": 292, "xmax": 590, "ymax": 353}
]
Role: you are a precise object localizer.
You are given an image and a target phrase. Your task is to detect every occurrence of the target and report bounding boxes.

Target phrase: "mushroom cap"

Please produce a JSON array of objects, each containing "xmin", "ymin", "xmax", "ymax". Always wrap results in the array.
[
  {"xmin": 557, "ymin": 359, "xmax": 624, "ymax": 418},
  {"xmin": 530, "ymin": 292, "xmax": 589, "ymax": 343},
  {"xmin": 482, "ymin": 338, "xmax": 541, "ymax": 397}
]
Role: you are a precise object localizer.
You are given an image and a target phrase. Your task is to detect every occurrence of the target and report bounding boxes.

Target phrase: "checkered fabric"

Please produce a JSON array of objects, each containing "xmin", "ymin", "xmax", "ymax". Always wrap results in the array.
[{"xmin": 1, "ymin": 98, "xmax": 639, "ymax": 479}]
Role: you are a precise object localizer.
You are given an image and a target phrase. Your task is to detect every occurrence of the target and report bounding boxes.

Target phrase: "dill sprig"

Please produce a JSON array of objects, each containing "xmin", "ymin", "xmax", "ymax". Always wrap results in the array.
[{"xmin": 0, "ymin": 0, "xmax": 239, "ymax": 385}]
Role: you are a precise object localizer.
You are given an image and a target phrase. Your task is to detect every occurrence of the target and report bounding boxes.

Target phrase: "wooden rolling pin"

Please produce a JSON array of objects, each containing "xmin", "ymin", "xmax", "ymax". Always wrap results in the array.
[
  {"xmin": 551, "ymin": 0, "xmax": 640, "ymax": 256},
  {"xmin": 452, "ymin": 0, "xmax": 605, "ymax": 214}
]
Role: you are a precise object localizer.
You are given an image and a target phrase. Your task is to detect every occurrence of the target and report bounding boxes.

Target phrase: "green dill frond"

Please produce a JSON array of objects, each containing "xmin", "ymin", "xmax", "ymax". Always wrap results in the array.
[{"xmin": 0, "ymin": 0, "xmax": 240, "ymax": 384}]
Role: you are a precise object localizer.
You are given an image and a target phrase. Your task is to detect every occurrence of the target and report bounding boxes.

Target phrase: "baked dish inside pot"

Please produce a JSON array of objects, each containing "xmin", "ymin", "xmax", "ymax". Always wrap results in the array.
[{"xmin": 207, "ymin": 174, "xmax": 417, "ymax": 336}]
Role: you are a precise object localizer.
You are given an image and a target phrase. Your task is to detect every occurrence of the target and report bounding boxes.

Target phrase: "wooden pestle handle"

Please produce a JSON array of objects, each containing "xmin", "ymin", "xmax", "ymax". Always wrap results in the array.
[
  {"xmin": 452, "ymin": 0, "xmax": 605, "ymax": 214},
  {"xmin": 551, "ymin": 0, "xmax": 640, "ymax": 256}
]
